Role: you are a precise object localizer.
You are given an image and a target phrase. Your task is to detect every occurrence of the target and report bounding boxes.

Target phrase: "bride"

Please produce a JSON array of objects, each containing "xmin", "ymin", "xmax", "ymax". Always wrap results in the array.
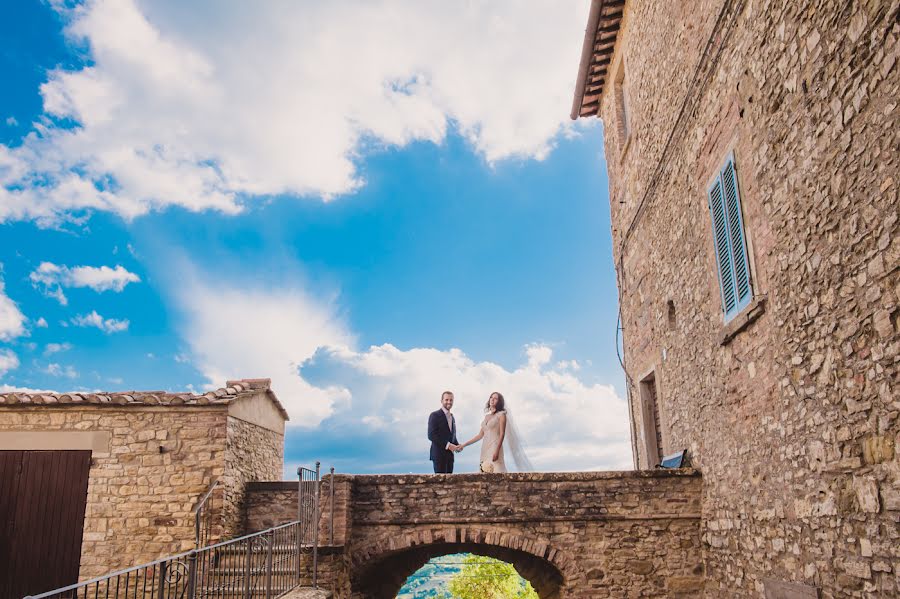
[{"xmin": 459, "ymin": 392, "xmax": 533, "ymax": 472}]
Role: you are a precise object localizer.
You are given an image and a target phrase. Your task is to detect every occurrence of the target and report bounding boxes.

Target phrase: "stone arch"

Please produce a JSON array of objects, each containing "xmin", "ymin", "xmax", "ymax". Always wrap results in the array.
[{"xmin": 349, "ymin": 526, "xmax": 586, "ymax": 599}]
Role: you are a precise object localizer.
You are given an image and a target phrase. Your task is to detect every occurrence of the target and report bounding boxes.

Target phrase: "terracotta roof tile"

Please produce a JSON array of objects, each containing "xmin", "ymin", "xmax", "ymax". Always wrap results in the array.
[{"xmin": 0, "ymin": 378, "xmax": 289, "ymax": 421}]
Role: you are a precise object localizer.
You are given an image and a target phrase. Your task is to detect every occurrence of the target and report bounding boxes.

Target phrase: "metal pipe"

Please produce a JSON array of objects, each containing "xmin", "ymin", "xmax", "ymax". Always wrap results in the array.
[
  {"xmin": 156, "ymin": 562, "xmax": 166, "ymax": 599},
  {"xmin": 186, "ymin": 551, "xmax": 198, "ymax": 599}
]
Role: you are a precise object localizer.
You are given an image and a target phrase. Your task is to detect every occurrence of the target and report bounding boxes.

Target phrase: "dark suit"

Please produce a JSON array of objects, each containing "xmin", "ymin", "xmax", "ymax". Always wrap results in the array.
[{"xmin": 428, "ymin": 408, "xmax": 458, "ymax": 473}]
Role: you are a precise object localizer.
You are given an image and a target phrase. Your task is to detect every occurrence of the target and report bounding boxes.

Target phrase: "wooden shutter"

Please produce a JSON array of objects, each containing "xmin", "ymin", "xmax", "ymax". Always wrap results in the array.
[{"xmin": 708, "ymin": 154, "xmax": 752, "ymax": 321}]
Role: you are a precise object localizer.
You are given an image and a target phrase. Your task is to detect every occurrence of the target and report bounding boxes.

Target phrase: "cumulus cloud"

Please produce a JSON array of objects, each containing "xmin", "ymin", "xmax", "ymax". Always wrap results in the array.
[
  {"xmin": 174, "ymin": 277, "xmax": 355, "ymax": 424},
  {"xmin": 0, "ymin": 0, "xmax": 590, "ymax": 225},
  {"xmin": 304, "ymin": 344, "xmax": 631, "ymax": 472},
  {"xmin": 173, "ymin": 271, "xmax": 631, "ymax": 472},
  {"xmin": 0, "ymin": 272, "xmax": 27, "ymax": 341},
  {"xmin": 44, "ymin": 362, "xmax": 79, "ymax": 378},
  {"xmin": 71, "ymin": 310, "xmax": 129, "ymax": 333},
  {"xmin": 35, "ymin": 317, "xmax": 49, "ymax": 328},
  {"xmin": 0, "ymin": 349, "xmax": 20, "ymax": 377},
  {"xmin": 30, "ymin": 262, "xmax": 140, "ymax": 304},
  {"xmin": 44, "ymin": 342, "xmax": 73, "ymax": 356}
]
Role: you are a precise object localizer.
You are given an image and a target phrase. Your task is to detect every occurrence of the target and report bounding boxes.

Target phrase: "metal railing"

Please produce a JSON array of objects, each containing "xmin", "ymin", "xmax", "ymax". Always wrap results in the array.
[
  {"xmin": 24, "ymin": 521, "xmax": 302, "ymax": 599},
  {"xmin": 26, "ymin": 464, "xmax": 327, "ymax": 599},
  {"xmin": 194, "ymin": 479, "xmax": 219, "ymax": 549}
]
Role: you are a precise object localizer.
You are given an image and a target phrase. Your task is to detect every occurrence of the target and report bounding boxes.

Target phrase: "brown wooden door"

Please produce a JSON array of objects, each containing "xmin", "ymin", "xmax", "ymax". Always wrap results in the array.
[{"xmin": 0, "ymin": 450, "xmax": 92, "ymax": 599}]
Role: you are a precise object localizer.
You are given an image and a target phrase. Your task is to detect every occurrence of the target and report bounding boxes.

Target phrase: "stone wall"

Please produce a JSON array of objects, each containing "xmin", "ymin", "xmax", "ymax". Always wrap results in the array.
[
  {"xmin": 222, "ymin": 415, "xmax": 284, "ymax": 535},
  {"xmin": 244, "ymin": 476, "xmax": 351, "ymax": 545},
  {"xmin": 596, "ymin": 0, "xmax": 899, "ymax": 596},
  {"xmin": 0, "ymin": 406, "xmax": 227, "ymax": 580},
  {"xmin": 244, "ymin": 481, "xmax": 298, "ymax": 532},
  {"xmin": 341, "ymin": 471, "xmax": 703, "ymax": 599}
]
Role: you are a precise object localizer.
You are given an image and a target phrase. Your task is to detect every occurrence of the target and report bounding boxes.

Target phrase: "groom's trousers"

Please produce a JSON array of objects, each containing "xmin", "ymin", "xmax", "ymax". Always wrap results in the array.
[{"xmin": 432, "ymin": 451, "xmax": 454, "ymax": 474}]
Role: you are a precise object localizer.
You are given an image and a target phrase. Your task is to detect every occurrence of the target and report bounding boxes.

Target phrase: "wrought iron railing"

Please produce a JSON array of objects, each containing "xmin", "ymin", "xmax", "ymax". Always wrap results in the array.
[
  {"xmin": 24, "ymin": 521, "xmax": 302, "ymax": 599},
  {"xmin": 194, "ymin": 479, "xmax": 219, "ymax": 549},
  {"xmin": 26, "ymin": 464, "xmax": 327, "ymax": 599}
]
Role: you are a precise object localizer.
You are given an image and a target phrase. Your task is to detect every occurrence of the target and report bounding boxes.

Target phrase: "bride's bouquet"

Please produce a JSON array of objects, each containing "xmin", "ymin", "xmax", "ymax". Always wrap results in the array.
[{"xmin": 480, "ymin": 460, "xmax": 495, "ymax": 473}]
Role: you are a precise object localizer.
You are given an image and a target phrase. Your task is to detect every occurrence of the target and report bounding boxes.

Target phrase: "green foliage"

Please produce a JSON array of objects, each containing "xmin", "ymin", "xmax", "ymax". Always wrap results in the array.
[{"xmin": 445, "ymin": 555, "xmax": 539, "ymax": 599}]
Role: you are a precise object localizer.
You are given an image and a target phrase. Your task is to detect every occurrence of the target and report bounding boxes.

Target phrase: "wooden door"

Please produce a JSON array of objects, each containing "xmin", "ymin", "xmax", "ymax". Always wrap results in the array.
[{"xmin": 0, "ymin": 450, "xmax": 92, "ymax": 599}]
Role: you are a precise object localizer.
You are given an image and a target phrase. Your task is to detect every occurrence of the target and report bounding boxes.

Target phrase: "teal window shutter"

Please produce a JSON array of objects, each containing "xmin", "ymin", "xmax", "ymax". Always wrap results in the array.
[{"xmin": 707, "ymin": 154, "xmax": 752, "ymax": 321}]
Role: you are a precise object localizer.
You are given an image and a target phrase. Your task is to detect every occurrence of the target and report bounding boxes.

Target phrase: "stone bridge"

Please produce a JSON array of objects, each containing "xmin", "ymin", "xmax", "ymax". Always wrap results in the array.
[{"xmin": 244, "ymin": 470, "xmax": 703, "ymax": 598}]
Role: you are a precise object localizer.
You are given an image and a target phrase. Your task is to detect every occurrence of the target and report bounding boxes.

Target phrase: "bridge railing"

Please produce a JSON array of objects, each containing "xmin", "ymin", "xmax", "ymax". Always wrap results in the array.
[{"xmin": 25, "ymin": 463, "xmax": 327, "ymax": 599}]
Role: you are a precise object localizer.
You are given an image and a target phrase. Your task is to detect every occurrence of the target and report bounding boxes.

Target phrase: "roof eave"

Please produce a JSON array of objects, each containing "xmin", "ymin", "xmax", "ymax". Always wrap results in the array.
[
  {"xmin": 570, "ymin": 0, "xmax": 626, "ymax": 120},
  {"xmin": 571, "ymin": 0, "xmax": 605, "ymax": 120}
]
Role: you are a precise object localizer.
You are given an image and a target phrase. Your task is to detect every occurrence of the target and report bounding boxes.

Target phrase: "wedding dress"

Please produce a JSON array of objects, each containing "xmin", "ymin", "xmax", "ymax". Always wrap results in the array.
[{"xmin": 479, "ymin": 412, "xmax": 508, "ymax": 473}]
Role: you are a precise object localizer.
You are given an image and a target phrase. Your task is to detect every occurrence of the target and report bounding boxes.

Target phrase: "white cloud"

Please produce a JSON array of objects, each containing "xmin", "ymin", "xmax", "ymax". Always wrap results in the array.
[
  {"xmin": 0, "ymin": 0, "xmax": 591, "ymax": 225},
  {"xmin": 174, "ymin": 277, "xmax": 355, "ymax": 424},
  {"xmin": 174, "ymin": 271, "xmax": 631, "ymax": 472},
  {"xmin": 71, "ymin": 310, "xmax": 129, "ymax": 333},
  {"xmin": 35, "ymin": 317, "xmax": 49, "ymax": 328},
  {"xmin": 30, "ymin": 262, "xmax": 140, "ymax": 304},
  {"xmin": 306, "ymin": 343, "xmax": 632, "ymax": 472},
  {"xmin": 44, "ymin": 342, "xmax": 73, "ymax": 356},
  {"xmin": 0, "ymin": 271, "xmax": 27, "ymax": 341},
  {"xmin": 44, "ymin": 362, "xmax": 79, "ymax": 378},
  {"xmin": 5, "ymin": 117, "xmax": 17, "ymax": 127},
  {"xmin": 0, "ymin": 349, "xmax": 20, "ymax": 377},
  {"xmin": 0, "ymin": 384, "xmax": 57, "ymax": 393}
]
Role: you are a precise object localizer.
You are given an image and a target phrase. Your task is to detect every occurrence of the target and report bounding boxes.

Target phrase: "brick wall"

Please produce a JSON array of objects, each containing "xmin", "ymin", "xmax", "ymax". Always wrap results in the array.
[{"xmin": 597, "ymin": 0, "xmax": 899, "ymax": 595}]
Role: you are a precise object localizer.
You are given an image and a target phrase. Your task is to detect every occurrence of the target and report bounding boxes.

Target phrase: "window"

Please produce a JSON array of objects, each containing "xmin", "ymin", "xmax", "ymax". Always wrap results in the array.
[
  {"xmin": 707, "ymin": 153, "xmax": 752, "ymax": 322},
  {"xmin": 614, "ymin": 60, "xmax": 630, "ymax": 147},
  {"xmin": 639, "ymin": 373, "xmax": 663, "ymax": 468}
]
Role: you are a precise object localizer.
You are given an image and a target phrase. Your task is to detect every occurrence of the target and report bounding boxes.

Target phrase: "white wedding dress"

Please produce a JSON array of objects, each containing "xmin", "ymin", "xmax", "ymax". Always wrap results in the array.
[{"xmin": 479, "ymin": 412, "xmax": 508, "ymax": 473}]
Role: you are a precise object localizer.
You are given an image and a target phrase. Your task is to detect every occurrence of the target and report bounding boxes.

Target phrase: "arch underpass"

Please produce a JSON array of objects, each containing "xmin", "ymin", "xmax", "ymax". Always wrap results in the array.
[
  {"xmin": 246, "ymin": 470, "xmax": 704, "ymax": 598},
  {"xmin": 353, "ymin": 532, "xmax": 570, "ymax": 598}
]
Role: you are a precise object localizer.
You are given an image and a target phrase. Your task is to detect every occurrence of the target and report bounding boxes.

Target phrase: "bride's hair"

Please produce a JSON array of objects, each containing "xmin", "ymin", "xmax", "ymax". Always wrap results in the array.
[{"xmin": 485, "ymin": 392, "xmax": 505, "ymax": 413}]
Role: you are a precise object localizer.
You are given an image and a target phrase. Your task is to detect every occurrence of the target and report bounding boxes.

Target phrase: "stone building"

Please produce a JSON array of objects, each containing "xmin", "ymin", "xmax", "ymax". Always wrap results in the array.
[
  {"xmin": 0, "ymin": 378, "xmax": 286, "ymax": 586},
  {"xmin": 572, "ymin": 0, "xmax": 898, "ymax": 597}
]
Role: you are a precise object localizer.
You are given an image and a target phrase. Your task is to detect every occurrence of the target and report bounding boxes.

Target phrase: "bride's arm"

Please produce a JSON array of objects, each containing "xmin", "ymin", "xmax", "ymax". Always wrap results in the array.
[
  {"xmin": 493, "ymin": 413, "xmax": 507, "ymax": 461},
  {"xmin": 460, "ymin": 429, "xmax": 484, "ymax": 449}
]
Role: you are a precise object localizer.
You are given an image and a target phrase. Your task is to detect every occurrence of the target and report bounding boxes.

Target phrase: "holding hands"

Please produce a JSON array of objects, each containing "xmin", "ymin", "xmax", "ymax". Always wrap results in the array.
[{"xmin": 449, "ymin": 443, "xmax": 464, "ymax": 453}]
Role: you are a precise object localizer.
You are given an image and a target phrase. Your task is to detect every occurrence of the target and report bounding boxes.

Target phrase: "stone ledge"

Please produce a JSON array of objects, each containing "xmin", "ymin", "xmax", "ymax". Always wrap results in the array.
[
  {"xmin": 349, "ymin": 468, "xmax": 700, "ymax": 484},
  {"xmin": 354, "ymin": 512, "xmax": 703, "ymax": 526},
  {"xmin": 720, "ymin": 296, "xmax": 767, "ymax": 346}
]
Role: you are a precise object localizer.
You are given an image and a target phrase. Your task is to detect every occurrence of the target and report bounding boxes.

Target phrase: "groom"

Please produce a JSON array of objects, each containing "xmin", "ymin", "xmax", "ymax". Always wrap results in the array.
[{"xmin": 428, "ymin": 390, "xmax": 461, "ymax": 473}]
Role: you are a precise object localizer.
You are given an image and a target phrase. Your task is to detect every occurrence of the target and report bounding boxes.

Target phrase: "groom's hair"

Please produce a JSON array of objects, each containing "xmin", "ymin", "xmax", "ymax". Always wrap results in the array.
[
  {"xmin": 486, "ymin": 392, "xmax": 505, "ymax": 412},
  {"xmin": 441, "ymin": 391, "xmax": 454, "ymax": 400}
]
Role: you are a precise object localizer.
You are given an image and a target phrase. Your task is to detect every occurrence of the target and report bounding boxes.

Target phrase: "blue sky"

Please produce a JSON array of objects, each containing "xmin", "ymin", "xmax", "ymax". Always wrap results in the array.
[{"xmin": 0, "ymin": 0, "xmax": 630, "ymax": 474}]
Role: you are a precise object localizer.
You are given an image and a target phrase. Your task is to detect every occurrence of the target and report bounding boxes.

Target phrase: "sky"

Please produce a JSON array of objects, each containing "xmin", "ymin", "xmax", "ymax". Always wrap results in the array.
[{"xmin": 0, "ymin": 0, "xmax": 630, "ymax": 475}]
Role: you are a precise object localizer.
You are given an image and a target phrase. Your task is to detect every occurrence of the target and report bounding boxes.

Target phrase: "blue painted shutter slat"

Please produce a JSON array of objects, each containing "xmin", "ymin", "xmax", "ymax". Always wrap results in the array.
[
  {"xmin": 707, "ymin": 178, "xmax": 737, "ymax": 315},
  {"xmin": 721, "ymin": 158, "xmax": 752, "ymax": 312}
]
